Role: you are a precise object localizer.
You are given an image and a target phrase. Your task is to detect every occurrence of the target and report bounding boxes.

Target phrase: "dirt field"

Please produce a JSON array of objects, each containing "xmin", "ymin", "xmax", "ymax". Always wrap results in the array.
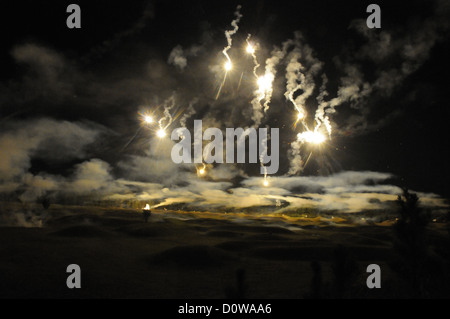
[{"xmin": 0, "ymin": 204, "xmax": 448, "ymax": 298}]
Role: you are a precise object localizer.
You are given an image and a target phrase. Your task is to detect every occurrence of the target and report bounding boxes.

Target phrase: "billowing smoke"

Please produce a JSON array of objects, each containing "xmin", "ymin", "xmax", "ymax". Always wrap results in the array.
[
  {"xmin": 284, "ymin": 32, "xmax": 323, "ymax": 122},
  {"xmin": 0, "ymin": 118, "xmax": 104, "ymax": 182},
  {"xmin": 246, "ymin": 34, "xmax": 260, "ymax": 79},
  {"xmin": 158, "ymin": 94, "xmax": 177, "ymax": 131},
  {"xmin": 222, "ymin": 5, "xmax": 243, "ymax": 68},
  {"xmin": 168, "ymin": 44, "xmax": 203, "ymax": 71},
  {"xmin": 250, "ymin": 38, "xmax": 291, "ymax": 127},
  {"xmin": 168, "ymin": 45, "xmax": 187, "ymax": 70},
  {"xmin": 215, "ymin": 5, "xmax": 243, "ymax": 100},
  {"xmin": 180, "ymin": 98, "xmax": 199, "ymax": 127}
]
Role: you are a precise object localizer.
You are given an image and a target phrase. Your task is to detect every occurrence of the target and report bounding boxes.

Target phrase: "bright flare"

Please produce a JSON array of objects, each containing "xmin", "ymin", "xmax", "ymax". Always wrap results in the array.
[
  {"xmin": 224, "ymin": 61, "xmax": 232, "ymax": 71},
  {"xmin": 301, "ymin": 131, "xmax": 326, "ymax": 144},
  {"xmin": 263, "ymin": 179, "xmax": 269, "ymax": 187},
  {"xmin": 156, "ymin": 129, "xmax": 166, "ymax": 138},
  {"xmin": 246, "ymin": 44, "xmax": 255, "ymax": 54},
  {"xmin": 199, "ymin": 168, "xmax": 205, "ymax": 175},
  {"xmin": 144, "ymin": 115, "xmax": 154, "ymax": 124},
  {"xmin": 144, "ymin": 204, "xmax": 150, "ymax": 210},
  {"xmin": 297, "ymin": 112, "xmax": 304, "ymax": 121},
  {"xmin": 257, "ymin": 74, "xmax": 273, "ymax": 93}
]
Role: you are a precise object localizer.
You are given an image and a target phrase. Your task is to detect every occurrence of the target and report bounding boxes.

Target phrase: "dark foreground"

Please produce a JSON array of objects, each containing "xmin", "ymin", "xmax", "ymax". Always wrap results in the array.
[{"xmin": 0, "ymin": 205, "xmax": 449, "ymax": 298}]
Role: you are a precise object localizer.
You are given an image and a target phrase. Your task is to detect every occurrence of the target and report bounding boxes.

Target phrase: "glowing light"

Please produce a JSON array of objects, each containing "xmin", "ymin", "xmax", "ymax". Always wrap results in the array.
[
  {"xmin": 257, "ymin": 74, "xmax": 273, "ymax": 93},
  {"xmin": 297, "ymin": 112, "xmax": 304, "ymax": 121},
  {"xmin": 246, "ymin": 43, "xmax": 255, "ymax": 54},
  {"xmin": 300, "ymin": 131, "xmax": 326, "ymax": 144},
  {"xmin": 224, "ymin": 61, "xmax": 232, "ymax": 71},
  {"xmin": 144, "ymin": 204, "xmax": 150, "ymax": 210},
  {"xmin": 263, "ymin": 179, "xmax": 269, "ymax": 187},
  {"xmin": 156, "ymin": 129, "xmax": 166, "ymax": 138},
  {"xmin": 198, "ymin": 163, "xmax": 206, "ymax": 176},
  {"xmin": 144, "ymin": 115, "xmax": 154, "ymax": 124}
]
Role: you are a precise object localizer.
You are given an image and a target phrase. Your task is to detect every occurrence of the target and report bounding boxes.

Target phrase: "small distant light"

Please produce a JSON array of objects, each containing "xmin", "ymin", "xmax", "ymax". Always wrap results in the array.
[
  {"xmin": 263, "ymin": 179, "xmax": 269, "ymax": 187},
  {"xmin": 224, "ymin": 61, "xmax": 232, "ymax": 71}
]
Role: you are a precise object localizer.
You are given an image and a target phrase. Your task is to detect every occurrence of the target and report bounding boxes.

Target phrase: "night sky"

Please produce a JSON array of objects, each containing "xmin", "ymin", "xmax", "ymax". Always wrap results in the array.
[{"xmin": 0, "ymin": 0, "xmax": 449, "ymax": 212}]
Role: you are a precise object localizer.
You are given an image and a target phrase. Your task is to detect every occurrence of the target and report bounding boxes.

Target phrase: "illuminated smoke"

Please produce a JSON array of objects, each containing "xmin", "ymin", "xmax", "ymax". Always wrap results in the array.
[
  {"xmin": 167, "ymin": 45, "xmax": 187, "ymax": 70},
  {"xmin": 314, "ymin": 74, "xmax": 332, "ymax": 137},
  {"xmin": 179, "ymin": 98, "xmax": 199, "ymax": 127},
  {"xmin": 285, "ymin": 46, "xmax": 306, "ymax": 121},
  {"xmin": 261, "ymin": 41, "xmax": 290, "ymax": 113},
  {"xmin": 216, "ymin": 5, "xmax": 243, "ymax": 99},
  {"xmin": 222, "ymin": 5, "xmax": 243, "ymax": 68},
  {"xmin": 281, "ymin": 33, "xmax": 335, "ymax": 175},
  {"xmin": 259, "ymin": 135, "xmax": 268, "ymax": 183},
  {"xmin": 284, "ymin": 32, "xmax": 323, "ymax": 124},
  {"xmin": 287, "ymin": 138, "xmax": 303, "ymax": 175},
  {"xmin": 251, "ymin": 39, "xmax": 292, "ymax": 127},
  {"xmin": 158, "ymin": 95, "xmax": 176, "ymax": 131},
  {"xmin": 246, "ymin": 34, "xmax": 260, "ymax": 79}
]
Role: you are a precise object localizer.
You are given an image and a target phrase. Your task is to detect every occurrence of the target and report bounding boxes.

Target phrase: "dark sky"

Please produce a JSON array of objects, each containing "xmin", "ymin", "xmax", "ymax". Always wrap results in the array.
[{"xmin": 0, "ymin": 0, "xmax": 449, "ymax": 210}]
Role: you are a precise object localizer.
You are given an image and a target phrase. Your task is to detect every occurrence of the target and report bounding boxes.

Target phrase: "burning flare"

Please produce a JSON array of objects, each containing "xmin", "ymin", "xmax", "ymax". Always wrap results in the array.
[
  {"xmin": 197, "ymin": 163, "xmax": 207, "ymax": 176},
  {"xmin": 224, "ymin": 61, "xmax": 232, "ymax": 71},
  {"xmin": 144, "ymin": 115, "xmax": 154, "ymax": 124},
  {"xmin": 246, "ymin": 43, "xmax": 255, "ymax": 54},
  {"xmin": 299, "ymin": 131, "xmax": 326, "ymax": 144},
  {"xmin": 257, "ymin": 74, "xmax": 273, "ymax": 93},
  {"xmin": 156, "ymin": 129, "xmax": 166, "ymax": 138}
]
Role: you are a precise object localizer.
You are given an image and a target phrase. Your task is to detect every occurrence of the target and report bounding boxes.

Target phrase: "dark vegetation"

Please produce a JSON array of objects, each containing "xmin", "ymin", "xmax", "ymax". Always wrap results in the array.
[{"xmin": 303, "ymin": 188, "xmax": 450, "ymax": 298}]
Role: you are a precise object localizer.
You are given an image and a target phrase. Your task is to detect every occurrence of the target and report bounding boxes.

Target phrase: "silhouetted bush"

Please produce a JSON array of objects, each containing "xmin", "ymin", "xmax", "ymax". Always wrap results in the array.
[
  {"xmin": 389, "ymin": 188, "xmax": 447, "ymax": 297},
  {"xmin": 394, "ymin": 188, "xmax": 429, "ymax": 250}
]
